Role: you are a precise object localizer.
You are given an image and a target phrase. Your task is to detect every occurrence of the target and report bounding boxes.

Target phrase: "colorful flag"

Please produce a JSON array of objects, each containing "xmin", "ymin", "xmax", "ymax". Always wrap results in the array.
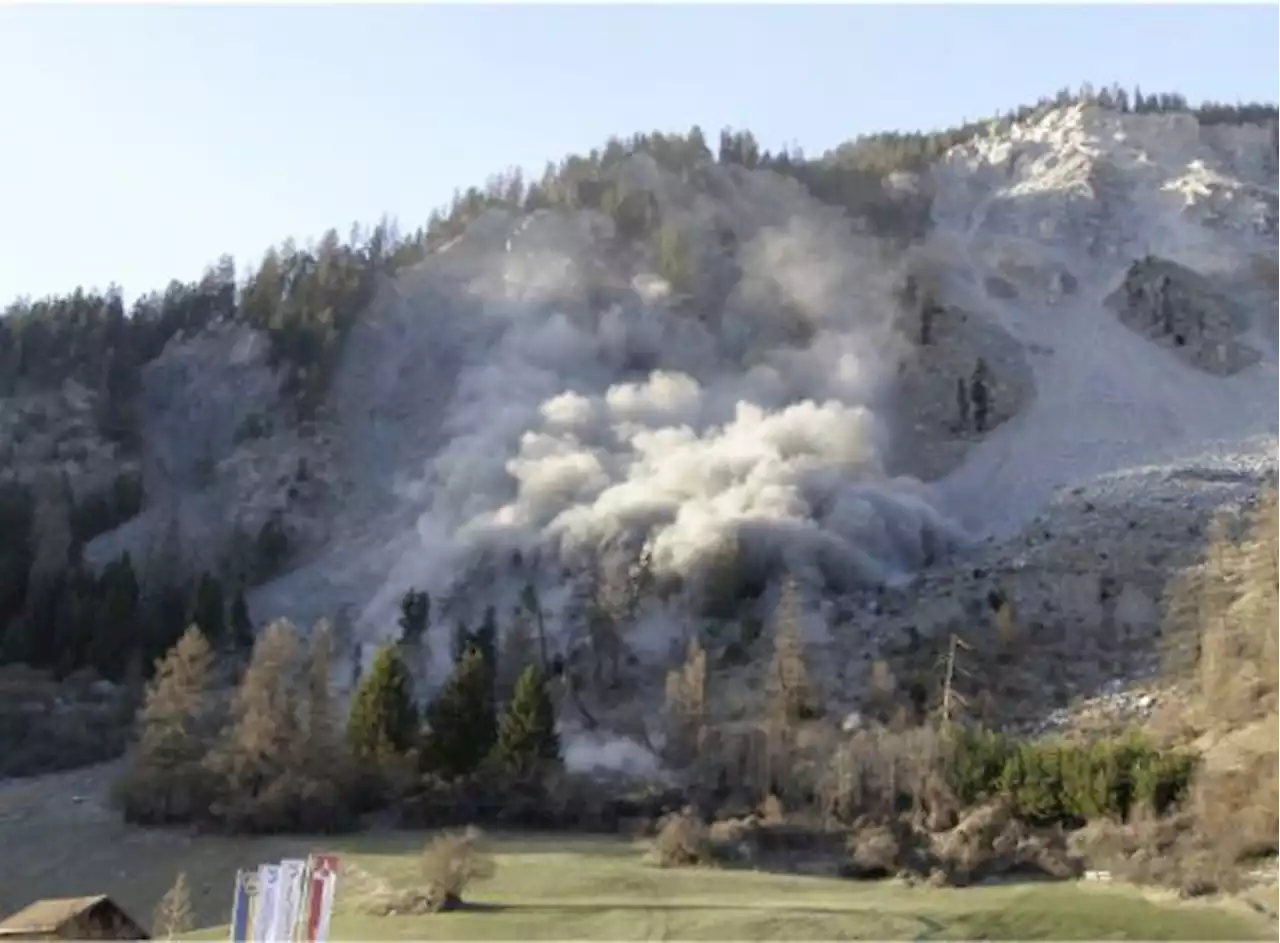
[
  {"xmin": 252, "ymin": 864, "xmax": 280, "ymax": 943},
  {"xmin": 229, "ymin": 869, "xmax": 257, "ymax": 943}
]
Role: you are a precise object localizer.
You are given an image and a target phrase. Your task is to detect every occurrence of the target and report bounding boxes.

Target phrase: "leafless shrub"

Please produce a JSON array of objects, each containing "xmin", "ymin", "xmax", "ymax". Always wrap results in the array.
[
  {"xmin": 646, "ymin": 808, "xmax": 718, "ymax": 868},
  {"xmin": 417, "ymin": 826, "xmax": 497, "ymax": 911}
]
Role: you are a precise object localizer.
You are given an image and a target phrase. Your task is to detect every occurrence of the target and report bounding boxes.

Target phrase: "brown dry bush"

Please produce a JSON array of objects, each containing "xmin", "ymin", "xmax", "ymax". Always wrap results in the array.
[
  {"xmin": 1068, "ymin": 807, "xmax": 1238, "ymax": 898},
  {"xmin": 646, "ymin": 808, "xmax": 719, "ymax": 868},
  {"xmin": 842, "ymin": 821, "xmax": 911, "ymax": 879},
  {"xmin": 419, "ymin": 827, "xmax": 497, "ymax": 911},
  {"xmin": 841, "ymin": 800, "xmax": 1080, "ymax": 886}
]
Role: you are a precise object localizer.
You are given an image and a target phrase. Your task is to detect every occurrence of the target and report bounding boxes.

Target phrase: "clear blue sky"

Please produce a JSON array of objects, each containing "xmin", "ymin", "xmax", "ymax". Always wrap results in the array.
[{"xmin": 1, "ymin": 4, "xmax": 1276, "ymax": 305}]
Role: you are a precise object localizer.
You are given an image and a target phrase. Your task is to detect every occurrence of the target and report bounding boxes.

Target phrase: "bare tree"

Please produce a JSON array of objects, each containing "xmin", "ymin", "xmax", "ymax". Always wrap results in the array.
[
  {"xmin": 152, "ymin": 871, "xmax": 193, "ymax": 940},
  {"xmin": 663, "ymin": 638, "xmax": 708, "ymax": 768},
  {"xmin": 765, "ymin": 577, "xmax": 823, "ymax": 726}
]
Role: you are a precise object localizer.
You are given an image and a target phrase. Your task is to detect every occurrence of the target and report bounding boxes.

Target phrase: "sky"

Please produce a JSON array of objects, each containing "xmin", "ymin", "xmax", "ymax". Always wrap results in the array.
[{"xmin": 1, "ymin": 3, "xmax": 1276, "ymax": 306}]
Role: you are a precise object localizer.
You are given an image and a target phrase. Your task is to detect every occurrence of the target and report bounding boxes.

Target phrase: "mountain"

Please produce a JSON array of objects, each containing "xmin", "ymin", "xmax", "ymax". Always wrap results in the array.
[{"xmin": 0, "ymin": 91, "xmax": 1275, "ymax": 745}]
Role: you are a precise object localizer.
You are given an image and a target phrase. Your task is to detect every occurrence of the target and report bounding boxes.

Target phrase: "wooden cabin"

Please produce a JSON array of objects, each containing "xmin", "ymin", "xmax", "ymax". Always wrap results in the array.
[{"xmin": 0, "ymin": 896, "xmax": 150, "ymax": 941}]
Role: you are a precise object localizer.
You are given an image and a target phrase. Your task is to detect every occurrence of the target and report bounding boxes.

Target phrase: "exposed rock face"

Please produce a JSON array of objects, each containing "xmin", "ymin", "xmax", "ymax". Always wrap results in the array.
[
  {"xmin": 84, "ymin": 320, "xmax": 336, "ymax": 583},
  {"xmin": 1106, "ymin": 256, "xmax": 1262, "ymax": 375},
  {"xmin": 889, "ymin": 300, "xmax": 1036, "ymax": 481}
]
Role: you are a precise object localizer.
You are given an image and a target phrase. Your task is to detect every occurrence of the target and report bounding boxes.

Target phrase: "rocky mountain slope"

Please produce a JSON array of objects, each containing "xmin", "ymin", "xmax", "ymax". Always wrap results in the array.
[{"xmin": 9, "ymin": 103, "xmax": 1276, "ymax": 751}]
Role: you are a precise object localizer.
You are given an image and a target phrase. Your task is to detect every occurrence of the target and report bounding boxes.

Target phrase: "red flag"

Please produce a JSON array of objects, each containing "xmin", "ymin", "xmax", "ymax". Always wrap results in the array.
[{"xmin": 303, "ymin": 854, "xmax": 340, "ymax": 943}]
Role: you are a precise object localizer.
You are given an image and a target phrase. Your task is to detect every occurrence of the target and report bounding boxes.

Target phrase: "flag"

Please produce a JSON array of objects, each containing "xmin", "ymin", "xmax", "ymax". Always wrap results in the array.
[
  {"xmin": 276, "ymin": 858, "xmax": 307, "ymax": 942},
  {"xmin": 229, "ymin": 869, "xmax": 256, "ymax": 943},
  {"xmin": 303, "ymin": 854, "xmax": 340, "ymax": 943},
  {"xmin": 252, "ymin": 864, "xmax": 280, "ymax": 943}
]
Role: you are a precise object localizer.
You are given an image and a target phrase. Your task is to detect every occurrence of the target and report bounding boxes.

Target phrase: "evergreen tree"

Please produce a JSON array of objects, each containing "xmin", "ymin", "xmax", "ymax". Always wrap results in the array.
[
  {"xmin": 475, "ymin": 605, "xmax": 499, "ymax": 708},
  {"xmin": 89, "ymin": 552, "xmax": 139, "ymax": 679},
  {"xmin": 398, "ymin": 587, "xmax": 430, "ymax": 645},
  {"xmin": 423, "ymin": 648, "xmax": 497, "ymax": 779},
  {"xmin": 497, "ymin": 606, "xmax": 536, "ymax": 705},
  {"xmin": 228, "ymin": 586, "xmax": 254, "ymax": 652},
  {"xmin": 346, "ymin": 644, "xmax": 419, "ymax": 760},
  {"xmin": 495, "ymin": 663, "xmax": 560, "ymax": 777},
  {"xmin": 191, "ymin": 573, "xmax": 226, "ymax": 648}
]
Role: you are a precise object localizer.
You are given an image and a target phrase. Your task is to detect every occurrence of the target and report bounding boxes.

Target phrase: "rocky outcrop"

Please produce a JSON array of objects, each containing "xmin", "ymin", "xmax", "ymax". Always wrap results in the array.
[
  {"xmin": 1106, "ymin": 256, "xmax": 1261, "ymax": 375},
  {"xmin": 891, "ymin": 304, "xmax": 1035, "ymax": 482}
]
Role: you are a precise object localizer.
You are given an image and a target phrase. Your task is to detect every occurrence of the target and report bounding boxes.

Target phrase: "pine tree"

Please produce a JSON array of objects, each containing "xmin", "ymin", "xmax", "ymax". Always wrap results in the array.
[
  {"xmin": 116, "ymin": 625, "xmax": 219, "ymax": 823},
  {"xmin": 475, "ymin": 605, "xmax": 499, "ymax": 708},
  {"xmin": 191, "ymin": 572, "xmax": 226, "ymax": 649},
  {"xmin": 497, "ymin": 606, "xmax": 536, "ymax": 706},
  {"xmin": 90, "ymin": 551, "xmax": 140, "ymax": 679},
  {"xmin": 520, "ymin": 582, "xmax": 549, "ymax": 670},
  {"xmin": 346, "ymin": 644, "xmax": 418, "ymax": 761},
  {"xmin": 398, "ymin": 588, "xmax": 430, "ymax": 646},
  {"xmin": 423, "ymin": 648, "xmax": 497, "ymax": 779},
  {"xmin": 494, "ymin": 664, "xmax": 560, "ymax": 777},
  {"xmin": 229, "ymin": 586, "xmax": 254, "ymax": 652}
]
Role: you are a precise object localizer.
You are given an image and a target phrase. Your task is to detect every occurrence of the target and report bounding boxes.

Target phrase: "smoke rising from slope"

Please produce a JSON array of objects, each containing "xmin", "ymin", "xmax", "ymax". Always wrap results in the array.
[{"xmin": 362, "ymin": 165, "xmax": 962, "ymax": 637}]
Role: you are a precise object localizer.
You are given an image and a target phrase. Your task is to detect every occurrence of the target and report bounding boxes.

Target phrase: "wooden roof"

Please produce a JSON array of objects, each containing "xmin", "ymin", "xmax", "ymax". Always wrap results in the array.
[{"xmin": 0, "ymin": 895, "xmax": 146, "ymax": 938}]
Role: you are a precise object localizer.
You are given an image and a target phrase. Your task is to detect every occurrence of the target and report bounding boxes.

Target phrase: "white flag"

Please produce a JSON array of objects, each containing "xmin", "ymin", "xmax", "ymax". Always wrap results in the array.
[
  {"xmin": 276, "ymin": 859, "xmax": 307, "ymax": 942},
  {"xmin": 252, "ymin": 865, "xmax": 280, "ymax": 943}
]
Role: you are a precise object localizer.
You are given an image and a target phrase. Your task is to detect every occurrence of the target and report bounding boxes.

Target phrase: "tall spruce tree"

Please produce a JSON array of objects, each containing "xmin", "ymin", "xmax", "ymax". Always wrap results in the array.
[
  {"xmin": 191, "ymin": 573, "xmax": 226, "ymax": 649},
  {"xmin": 423, "ymin": 647, "xmax": 497, "ymax": 779},
  {"xmin": 346, "ymin": 644, "xmax": 418, "ymax": 760},
  {"xmin": 398, "ymin": 588, "xmax": 430, "ymax": 646},
  {"xmin": 228, "ymin": 586, "xmax": 254, "ymax": 653},
  {"xmin": 495, "ymin": 664, "xmax": 560, "ymax": 777}
]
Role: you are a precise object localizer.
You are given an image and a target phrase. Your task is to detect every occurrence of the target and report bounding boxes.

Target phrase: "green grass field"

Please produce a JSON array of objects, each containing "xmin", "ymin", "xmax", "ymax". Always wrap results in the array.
[{"xmin": 1, "ymin": 765, "xmax": 1275, "ymax": 941}]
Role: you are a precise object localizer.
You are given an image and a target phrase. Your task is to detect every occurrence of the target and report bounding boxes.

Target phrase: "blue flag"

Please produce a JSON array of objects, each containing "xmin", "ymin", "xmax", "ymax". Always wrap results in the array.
[{"xmin": 229, "ymin": 868, "xmax": 255, "ymax": 943}]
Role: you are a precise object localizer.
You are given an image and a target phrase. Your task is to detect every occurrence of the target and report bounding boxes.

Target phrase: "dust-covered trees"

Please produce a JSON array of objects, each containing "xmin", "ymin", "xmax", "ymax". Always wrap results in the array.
[
  {"xmin": 656, "ymin": 224, "xmax": 696, "ymax": 295},
  {"xmin": 497, "ymin": 604, "xmax": 537, "ymax": 705},
  {"xmin": 662, "ymin": 638, "xmax": 708, "ymax": 769},
  {"xmin": 398, "ymin": 588, "xmax": 431, "ymax": 646},
  {"xmin": 114, "ymin": 626, "xmax": 221, "ymax": 824},
  {"xmin": 765, "ymin": 578, "xmax": 823, "ymax": 725}
]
